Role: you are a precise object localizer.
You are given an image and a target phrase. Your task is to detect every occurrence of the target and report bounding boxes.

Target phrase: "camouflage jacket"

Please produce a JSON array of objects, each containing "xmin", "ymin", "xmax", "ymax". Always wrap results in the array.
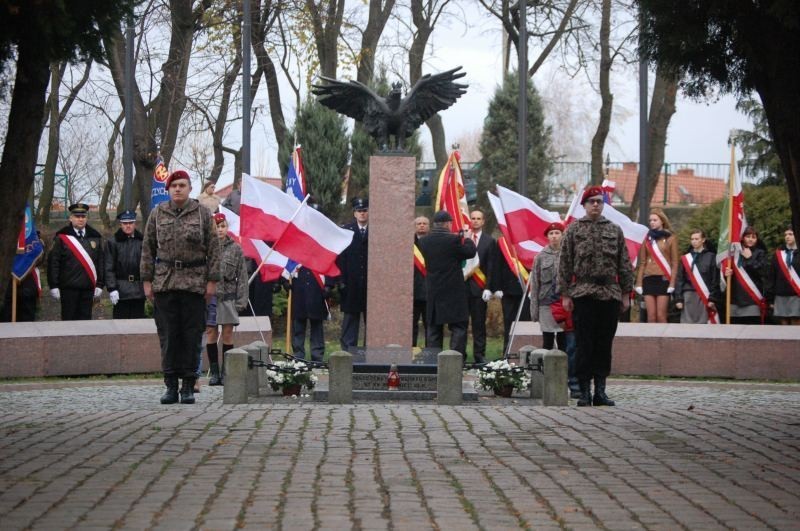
[
  {"xmin": 140, "ymin": 199, "xmax": 220, "ymax": 295},
  {"xmin": 558, "ymin": 215, "xmax": 633, "ymax": 301},
  {"xmin": 217, "ymin": 236, "xmax": 249, "ymax": 311}
]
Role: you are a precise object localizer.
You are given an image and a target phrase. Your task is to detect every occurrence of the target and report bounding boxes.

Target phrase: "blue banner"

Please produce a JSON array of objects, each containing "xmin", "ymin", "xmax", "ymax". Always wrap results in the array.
[
  {"xmin": 150, "ymin": 155, "xmax": 170, "ymax": 210},
  {"xmin": 12, "ymin": 205, "xmax": 44, "ymax": 281}
]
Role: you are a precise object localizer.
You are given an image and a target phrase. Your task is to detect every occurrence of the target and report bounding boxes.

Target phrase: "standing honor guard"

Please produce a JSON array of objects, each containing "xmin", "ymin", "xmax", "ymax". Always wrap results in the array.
[
  {"xmin": 47, "ymin": 203, "xmax": 105, "ymax": 320},
  {"xmin": 105, "ymin": 210, "xmax": 146, "ymax": 318}
]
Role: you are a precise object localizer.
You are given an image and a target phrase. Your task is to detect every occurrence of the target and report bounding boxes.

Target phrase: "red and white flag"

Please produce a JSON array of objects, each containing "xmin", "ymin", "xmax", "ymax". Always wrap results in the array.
[
  {"xmin": 494, "ymin": 185, "xmax": 561, "ymax": 269},
  {"xmin": 219, "ymin": 205, "xmax": 293, "ymax": 282},
  {"xmin": 565, "ymin": 190, "xmax": 648, "ymax": 267},
  {"xmin": 240, "ymin": 174, "xmax": 353, "ymax": 276},
  {"xmin": 717, "ymin": 146, "xmax": 747, "ymax": 266}
]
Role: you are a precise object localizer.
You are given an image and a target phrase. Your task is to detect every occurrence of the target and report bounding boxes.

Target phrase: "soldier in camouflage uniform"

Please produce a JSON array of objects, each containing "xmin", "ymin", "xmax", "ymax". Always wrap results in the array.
[
  {"xmin": 559, "ymin": 186, "xmax": 633, "ymax": 407},
  {"xmin": 141, "ymin": 170, "xmax": 220, "ymax": 405}
]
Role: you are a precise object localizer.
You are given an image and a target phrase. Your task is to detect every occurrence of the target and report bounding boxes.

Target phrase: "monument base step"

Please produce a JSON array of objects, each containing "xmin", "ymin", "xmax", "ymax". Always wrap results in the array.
[
  {"xmin": 312, "ymin": 381, "xmax": 478, "ymax": 402},
  {"xmin": 353, "ymin": 372, "xmax": 437, "ymax": 391}
]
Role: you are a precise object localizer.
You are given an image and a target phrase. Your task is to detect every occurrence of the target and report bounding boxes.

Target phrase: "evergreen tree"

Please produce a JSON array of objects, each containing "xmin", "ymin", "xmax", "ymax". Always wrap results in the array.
[
  {"xmin": 279, "ymin": 98, "xmax": 349, "ymax": 220},
  {"xmin": 732, "ymin": 97, "xmax": 784, "ymax": 186},
  {"xmin": 477, "ymin": 71, "xmax": 553, "ymax": 212}
]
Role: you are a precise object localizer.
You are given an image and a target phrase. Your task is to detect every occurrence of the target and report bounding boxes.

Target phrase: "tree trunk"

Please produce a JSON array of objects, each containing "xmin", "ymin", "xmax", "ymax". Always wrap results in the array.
[
  {"xmin": 37, "ymin": 63, "xmax": 61, "ymax": 225},
  {"xmin": 629, "ymin": 67, "xmax": 678, "ymax": 219},
  {"xmin": 589, "ymin": 0, "xmax": 612, "ymax": 186},
  {"xmin": 356, "ymin": 0, "xmax": 396, "ymax": 85},
  {"xmin": 0, "ymin": 42, "xmax": 50, "ymax": 312},
  {"xmin": 306, "ymin": 0, "xmax": 346, "ymax": 78},
  {"xmin": 759, "ymin": 85, "xmax": 800, "ymax": 237},
  {"xmin": 252, "ymin": 1, "xmax": 287, "ymax": 168},
  {"xmin": 101, "ymin": 115, "xmax": 125, "ymax": 230}
]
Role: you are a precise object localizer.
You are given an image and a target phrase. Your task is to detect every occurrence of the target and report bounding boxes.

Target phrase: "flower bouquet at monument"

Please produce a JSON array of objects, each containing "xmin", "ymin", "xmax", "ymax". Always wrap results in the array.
[
  {"xmin": 265, "ymin": 359, "xmax": 318, "ymax": 396},
  {"xmin": 475, "ymin": 359, "xmax": 530, "ymax": 397}
]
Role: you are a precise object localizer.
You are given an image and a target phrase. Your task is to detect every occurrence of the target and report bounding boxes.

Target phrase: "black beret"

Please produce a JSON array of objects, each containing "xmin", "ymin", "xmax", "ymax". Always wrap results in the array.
[{"xmin": 433, "ymin": 210, "xmax": 453, "ymax": 223}]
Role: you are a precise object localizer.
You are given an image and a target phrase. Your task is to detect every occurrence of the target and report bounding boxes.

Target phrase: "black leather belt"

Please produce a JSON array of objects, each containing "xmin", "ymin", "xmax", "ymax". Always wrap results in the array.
[
  {"xmin": 127, "ymin": 275, "xmax": 139, "ymax": 282},
  {"xmin": 156, "ymin": 258, "xmax": 206, "ymax": 269}
]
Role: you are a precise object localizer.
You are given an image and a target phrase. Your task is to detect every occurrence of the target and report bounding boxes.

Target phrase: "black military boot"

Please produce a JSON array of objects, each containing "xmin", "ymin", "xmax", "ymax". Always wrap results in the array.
[
  {"xmin": 577, "ymin": 380, "xmax": 592, "ymax": 407},
  {"xmin": 160, "ymin": 375, "xmax": 179, "ymax": 404},
  {"xmin": 179, "ymin": 378, "xmax": 196, "ymax": 404},
  {"xmin": 592, "ymin": 376, "xmax": 615, "ymax": 406},
  {"xmin": 208, "ymin": 362, "xmax": 223, "ymax": 386}
]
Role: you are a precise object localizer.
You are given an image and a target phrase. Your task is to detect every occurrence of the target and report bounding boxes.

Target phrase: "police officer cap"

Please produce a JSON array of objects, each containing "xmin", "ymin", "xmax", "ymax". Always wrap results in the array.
[
  {"xmin": 68, "ymin": 203, "xmax": 90, "ymax": 215},
  {"xmin": 351, "ymin": 197, "xmax": 369, "ymax": 211},
  {"xmin": 433, "ymin": 210, "xmax": 452, "ymax": 223},
  {"xmin": 116, "ymin": 210, "xmax": 136, "ymax": 222}
]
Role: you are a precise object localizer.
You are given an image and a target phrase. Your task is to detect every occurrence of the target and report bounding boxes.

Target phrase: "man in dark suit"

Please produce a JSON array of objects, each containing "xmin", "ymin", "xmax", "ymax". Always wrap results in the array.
[
  {"xmin": 418, "ymin": 211, "xmax": 477, "ymax": 362},
  {"xmin": 413, "ymin": 216, "xmax": 430, "ymax": 347},
  {"xmin": 336, "ymin": 197, "xmax": 369, "ymax": 351},
  {"xmin": 464, "ymin": 209, "xmax": 497, "ymax": 363},
  {"xmin": 289, "ymin": 266, "xmax": 329, "ymax": 362},
  {"xmin": 491, "ymin": 239, "xmax": 532, "ymax": 356},
  {"xmin": 47, "ymin": 203, "xmax": 105, "ymax": 320}
]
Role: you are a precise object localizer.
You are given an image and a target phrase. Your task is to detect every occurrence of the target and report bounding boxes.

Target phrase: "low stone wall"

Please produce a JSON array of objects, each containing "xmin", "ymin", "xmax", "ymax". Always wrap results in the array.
[
  {"xmin": 0, "ymin": 317, "xmax": 272, "ymax": 378},
  {"xmin": 510, "ymin": 321, "xmax": 800, "ymax": 381}
]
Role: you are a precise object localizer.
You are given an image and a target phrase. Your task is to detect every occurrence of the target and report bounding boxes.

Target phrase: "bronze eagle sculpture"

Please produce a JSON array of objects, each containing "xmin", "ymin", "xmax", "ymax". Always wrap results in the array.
[{"xmin": 311, "ymin": 66, "xmax": 468, "ymax": 152}]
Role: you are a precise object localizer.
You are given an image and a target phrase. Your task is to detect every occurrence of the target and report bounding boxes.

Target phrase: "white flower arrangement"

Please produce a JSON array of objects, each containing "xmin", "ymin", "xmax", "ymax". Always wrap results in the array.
[
  {"xmin": 265, "ymin": 359, "xmax": 317, "ymax": 394},
  {"xmin": 476, "ymin": 359, "xmax": 530, "ymax": 393}
]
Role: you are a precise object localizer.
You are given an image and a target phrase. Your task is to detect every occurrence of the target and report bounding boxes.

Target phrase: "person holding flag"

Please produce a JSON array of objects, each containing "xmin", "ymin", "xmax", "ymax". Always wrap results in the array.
[
  {"xmin": 723, "ymin": 226, "xmax": 768, "ymax": 324},
  {"xmin": 559, "ymin": 186, "xmax": 633, "ymax": 407},
  {"xmin": 413, "ymin": 216, "xmax": 430, "ymax": 347},
  {"xmin": 766, "ymin": 225, "xmax": 800, "ymax": 325},
  {"xmin": 47, "ymin": 203, "xmax": 105, "ymax": 320},
  {"xmin": 3, "ymin": 205, "xmax": 43, "ymax": 322},
  {"xmin": 634, "ymin": 208, "xmax": 679, "ymax": 323},
  {"xmin": 464, "ymin": 209, "xmax": 497, "ymax": 364}
]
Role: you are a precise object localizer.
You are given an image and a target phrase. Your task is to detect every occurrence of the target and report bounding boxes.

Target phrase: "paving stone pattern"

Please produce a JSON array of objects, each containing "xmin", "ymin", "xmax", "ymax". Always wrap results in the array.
[{"xmin": 1, "ymin": 381, "xmax": 799, "ymax": 530}]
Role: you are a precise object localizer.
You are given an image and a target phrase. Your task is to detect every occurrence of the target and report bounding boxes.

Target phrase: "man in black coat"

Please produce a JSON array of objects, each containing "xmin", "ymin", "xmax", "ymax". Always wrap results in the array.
[
  {"xmin": 105, "ymin": 210, "xmax": 146, "ymax": 319},
  {"xmin": 336, "ymin": 197, "xmax": 369, "ymax": 351},
  {"xmin": 47, "ymin": 203, "xmax": 105, "ymax": 320},
  {"xmin": 418, "ymin": 211, "xmax": 477, "ymax": 361},
  {"xmin": 290, "ymin": 267, "xmax": 329, "ymax": 362},
  {"xmin": 464, "ymin": 209, "xmax": 497, "ymax": 363},
  {"xmin": 413, "ymin": 216, "xmax": 430, "ymax": 347}
]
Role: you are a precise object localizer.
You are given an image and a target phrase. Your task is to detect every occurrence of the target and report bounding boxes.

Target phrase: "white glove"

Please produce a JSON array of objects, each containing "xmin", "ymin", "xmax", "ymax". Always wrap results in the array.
[
  {"xmin": 109, "ymin": 290, "xmax": 120, "ymax": 305},
  {"xmin": 634, "ymin": 286, "xmax": 643, "ymax": 295},
  {"xmin": 50, "ymin": 288, "xmax": 60, "ymax": 300},
  {"xmin": 493, "ymin": 290, "xmax": 503, "ymax": 299},
  {"xmin": 94, "ymin": 287, "xmax": 103, "ymax": 299},
  {"xmin": 667, "ymin": 287, "xmax": 675, "ymax": 294},
  {"xmin": 481, "ymin": 289, "xmax": 492, "ymax": 302}
]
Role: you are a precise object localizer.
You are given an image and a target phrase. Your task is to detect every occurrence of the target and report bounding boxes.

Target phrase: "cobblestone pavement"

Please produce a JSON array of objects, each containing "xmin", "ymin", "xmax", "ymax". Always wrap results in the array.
[{"xmin": 1, "ymin": 379, "xmax": 799, "ymax": 530}]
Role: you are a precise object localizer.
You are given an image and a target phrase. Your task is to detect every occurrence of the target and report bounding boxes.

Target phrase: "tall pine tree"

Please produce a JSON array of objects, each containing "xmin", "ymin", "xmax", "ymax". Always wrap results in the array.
[
  {"xmin": 280, "ymin": 98, "xmax": 349, "ymax": 220},
  {"xmin": 477, "ymin": 71, "xmax": 553, "ymax": 209}
]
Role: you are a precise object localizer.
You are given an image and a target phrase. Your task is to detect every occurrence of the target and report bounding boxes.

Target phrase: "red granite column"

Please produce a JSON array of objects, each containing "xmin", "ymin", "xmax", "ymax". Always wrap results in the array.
[{"xmin": 365, "ymin": 154, "xmax": 416, "ymax": 357}]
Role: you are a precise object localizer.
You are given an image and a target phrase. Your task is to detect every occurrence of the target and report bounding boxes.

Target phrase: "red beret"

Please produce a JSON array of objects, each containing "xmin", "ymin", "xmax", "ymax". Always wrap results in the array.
[
  {"xmin": 166, "ymin": 169, "xmax": 191, "ymax": 188},
  {"xmin": 544, "ymin": 222, "xmax": 565, "ymax": 236},
  {"xmin": 580, "ymin": 185, "xmax": 604, "ymax": 205},
  {"xmin": 213, "ymin": 212, "xmax": 227, "ymax": 224}
]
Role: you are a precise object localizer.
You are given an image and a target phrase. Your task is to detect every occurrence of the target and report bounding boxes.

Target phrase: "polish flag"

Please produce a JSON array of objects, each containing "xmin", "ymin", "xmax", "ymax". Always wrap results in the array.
[
  {"xmin": 240, "ymin": 174, "xmax": 353, "ymax": 276},
  {"xmin": 487, "ymin": 191, "xmax": 542, "ymax": 268},
  {"xmin": 495, "ymin": 185, "xmax": 561, "ymax": 268},
  {"xmin": 565, "ymin": 191, "xmax": 648, "ymax": 266},
  {"xmin": 219, "ymin": 206, "xmax": 296, "ymax": 282}
]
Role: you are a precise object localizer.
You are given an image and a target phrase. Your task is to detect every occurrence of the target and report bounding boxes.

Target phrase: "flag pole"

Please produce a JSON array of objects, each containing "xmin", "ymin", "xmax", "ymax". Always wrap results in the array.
[
  {"xmin": 724, "ymin": 143, "xmax": 735, "ymax": 324},
  {"xmin": 11, "ymin": 276, "xmax": 17, "ymax": 323},
  {"xmin": 285, "ymin": 286, "xmax": 293, "ymax": 354},
  {"xmin": 247, "ymin": 193, "xmax": 311, "ymax": 285}
]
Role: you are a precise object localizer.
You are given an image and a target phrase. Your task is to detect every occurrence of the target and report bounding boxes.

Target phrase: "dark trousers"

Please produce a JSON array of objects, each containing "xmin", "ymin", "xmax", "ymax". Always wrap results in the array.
[
  {"xmin": 154, "ymin": 291, "xmax": 206, "ymax": 378},
  {"xmin": 340, "ymin": 311, "xmax": 364, "ymax": 351},
  {"xmin": 467, "ymin": 295, "xmax": 487, "ymax": 362},
  {"xmin": 60, "ymin": 288, "xmax": 93, "ymax": 320},
  {"xmin": 427, "ymin": 321, "xmax": 468, "ymax": 360},
  {"xmin": 573, "ymin": 297, "xmax": 620, "ymax": 381},
  {"xmin": 113, "ymin": 299, "xmax": 146, "ymax": 319},
  {"xmin": 292, "ymin": 318, "xmax": 325, "ymax": 362},
  {"xmin": 501, "ymin": 294, "xmax": 531, "ymax": 355},
  {"xmin": 412, "ymin": 300, "xmax": 427, "ymax": 347}
]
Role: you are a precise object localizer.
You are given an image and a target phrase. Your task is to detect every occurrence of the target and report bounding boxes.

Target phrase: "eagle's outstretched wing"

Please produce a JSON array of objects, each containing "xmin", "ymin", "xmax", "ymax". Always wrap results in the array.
[
  {"xmin": 311, "ymin": 76, "xmax": 390, "ymax": 122},
  {"xmin": 399, "ymin": 67, "xmax": 468, "ymax": 131}
]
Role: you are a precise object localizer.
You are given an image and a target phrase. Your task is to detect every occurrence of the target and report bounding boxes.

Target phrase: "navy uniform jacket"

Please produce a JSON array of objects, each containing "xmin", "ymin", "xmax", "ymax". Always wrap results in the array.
[
  {"xmin": 292, "ymin": 267, "xmax": 329, "ymax": 321},
  {"xmin": 336, "ymin": 221, "xmax": 368, "ymax": 314},
  {"xmin": 418, "ymin": 227, "xmax": 477, "ymax": 325}
]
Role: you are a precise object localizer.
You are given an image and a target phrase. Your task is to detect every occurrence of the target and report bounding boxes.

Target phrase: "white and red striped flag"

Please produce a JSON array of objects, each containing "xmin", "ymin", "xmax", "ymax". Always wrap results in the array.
[
  {"xmin": 240, "ymin": 174, "xmax": 353, "ymax": 276},
  {"xmin": 219, "ymin": 205, "xmax": 294, "ymax": 282},
  {"xmin": 494, "ymin": 185, "xmax": 561, "ymax": 269}
]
